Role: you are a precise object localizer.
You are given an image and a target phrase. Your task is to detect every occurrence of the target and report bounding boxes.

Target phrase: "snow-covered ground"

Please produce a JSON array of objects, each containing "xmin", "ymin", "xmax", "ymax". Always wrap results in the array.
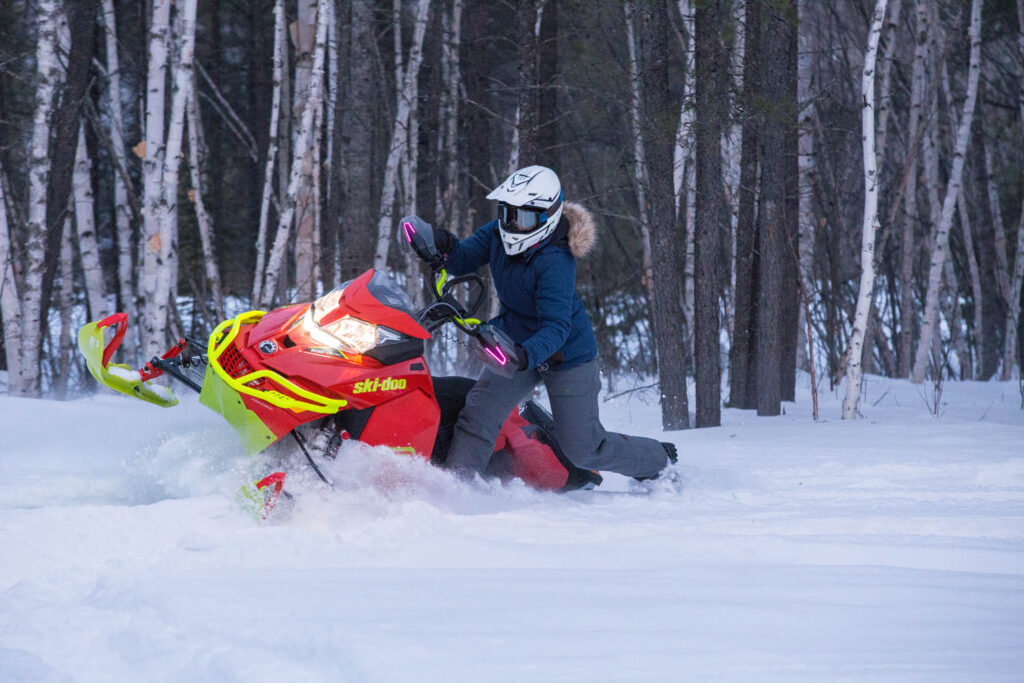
[{"xmin": 2, "ymin": 374, "xmax": 1023, "ymax": 682}]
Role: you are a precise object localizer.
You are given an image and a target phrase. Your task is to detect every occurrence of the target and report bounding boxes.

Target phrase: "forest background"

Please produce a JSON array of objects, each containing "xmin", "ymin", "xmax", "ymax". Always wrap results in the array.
[{"xmin": 1, "ymin": 0, "xmax": 1022, "ymax": 427}]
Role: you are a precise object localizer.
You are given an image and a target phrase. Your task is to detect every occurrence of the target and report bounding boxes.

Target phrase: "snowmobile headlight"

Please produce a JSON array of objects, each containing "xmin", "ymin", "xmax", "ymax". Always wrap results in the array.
[{"xmin": 304, "ymin": 308, "xmax": 411, "ymax": 355}]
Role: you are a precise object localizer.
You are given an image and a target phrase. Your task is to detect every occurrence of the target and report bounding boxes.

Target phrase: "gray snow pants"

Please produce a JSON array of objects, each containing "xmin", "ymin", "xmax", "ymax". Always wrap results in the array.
[{"xmin": 446, "ymin": 359, "xmax": 669, "ymax": 479}]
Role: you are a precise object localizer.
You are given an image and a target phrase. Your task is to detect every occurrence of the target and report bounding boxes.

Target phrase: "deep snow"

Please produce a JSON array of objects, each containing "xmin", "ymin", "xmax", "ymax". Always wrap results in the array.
[{"xmin": 2, "ymin": 373, "xmax": 1023, "ymax": 682}]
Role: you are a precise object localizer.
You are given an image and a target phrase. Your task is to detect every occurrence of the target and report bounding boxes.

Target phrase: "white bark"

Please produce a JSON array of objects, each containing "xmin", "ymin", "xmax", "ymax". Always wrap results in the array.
[
  {"xmin": 911, "ymin": 0, "xmax": 983, "ymax": 384},
  {"xmin": 186, "ymin": 88, "xmax": 225, "ymax": 321},
  {"xmin": 940, "ymin": 58, "xmax": 983, "ymax": 379},
  {"xmin": 797, "ymin": 0, "xmax": 818, "ymax": 371},
  {"xmin": 623, "ymin": 0, "xmax": 653, "ymax": 298},
  {"xmin": 252, "ymin": 0, "xmax": 286, "ymax": 305},
  {"xmin": 373, "ymin": 0, "xmax": 432, "ymax": 271},
  {"xmin": 18, "ymin": 0, "xmax": 61, "ymax": 397},
  {"xmin": 139, "ymin": 0, "xmax": 172, "ymax": 360},
  {"xmin": 842, "ymin": 0, "xmax": 887, "ymax": 420},
  {"xmin": 293, "ymin": 0, "xmax": 319, "ymax": 301},
  {"xmin": 673, "ymin": 0, "xmax": 695, "ymax": 219},
  {"xmin": 102, "ymin": 0, "xmax": 135, "ymax": 352},
  {"xmin": 261, "ymin": 0, "xmax": 328, "ymax": 308},
  {"xmin": 0, "ymin": 158, "xmax": 21, "ymax": 393},
  {"xmin": 398, "ymin": 0, "xmax": 425, "ymax": 306},
  {"xmin": 73, "ymin": 124, "xmax": 109, "ymax": 321},
  {"xmin": 325, "ymin": 0, "xmax": 338, "ymax": 205}
]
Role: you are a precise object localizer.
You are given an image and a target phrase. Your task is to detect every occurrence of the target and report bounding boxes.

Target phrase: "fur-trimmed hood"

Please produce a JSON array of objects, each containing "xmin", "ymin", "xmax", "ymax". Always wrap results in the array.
[{"xmin": 562, "ymin": 202, "xmax": 596, "ymax": 259}]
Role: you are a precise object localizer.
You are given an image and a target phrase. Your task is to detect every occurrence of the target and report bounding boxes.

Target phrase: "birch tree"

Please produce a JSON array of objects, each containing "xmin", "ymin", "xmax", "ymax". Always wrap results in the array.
[
  {"xmin": 186, "ymin": 89, "xmax": 225, "ymax": 321},
  {"xmin": 373, "ymin": 0, "xmax": 432, "ymax": 272},
  {"xmin": 252, "ymin": 0, "xmax": 286, "ymax": 306},
  {"xmin": 18, "ymin": 0, "xmax": 61, "ymax": 397},
  {"xmin": 139, "ymin": 0, "xmax": 172, "ymax": 360},
  {"xmin": 261, "ymin": 0, "xmax": 328, "ymax": 308},
  {"xmin": 293, "ymin": 0, "xmax": 319, "ymax": 301},
  {"xmin": 842, "ymin": 0, "xmax": 887, "ymax": 418},
  {"xmin": 73, "ymin": 123, "xmax": 109, "ymax": 321},
  {"xmin": 911, "ymin": 0, "xmax": 983, "ymax": 384},
  {"xmin": 102, "ymin": 0, "xmax": 134, "ymax": 350}
]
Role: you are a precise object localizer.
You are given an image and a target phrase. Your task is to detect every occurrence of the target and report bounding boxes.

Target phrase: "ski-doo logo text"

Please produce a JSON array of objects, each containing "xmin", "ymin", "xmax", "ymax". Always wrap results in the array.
[{"xmin": 352, "ymin": 377, "xmax": 407, "ymax": 394}]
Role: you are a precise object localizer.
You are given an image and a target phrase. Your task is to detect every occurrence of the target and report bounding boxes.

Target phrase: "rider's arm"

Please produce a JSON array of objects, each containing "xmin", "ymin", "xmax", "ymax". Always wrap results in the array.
[
  {"xmin": 439, "ymin": 222, "xmax": 496, "ymax": 276},
  {"xmin": 519, "ymin": 251, "xmax": 574, "ymax": 370}
]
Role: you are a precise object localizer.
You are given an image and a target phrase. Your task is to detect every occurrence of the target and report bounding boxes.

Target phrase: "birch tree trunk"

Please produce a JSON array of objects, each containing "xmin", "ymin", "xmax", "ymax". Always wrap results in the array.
[
  {"xmin": 261, "ymin": 0, "xmax": 328, "ymax": 308},
  {"xmin": 373, "ymin": 0, "xmax": 432, "ymax": 272},
  {"xmin": 139, "ymin": 0, "xmax": 172, "ymax": 361},
  {"xmin": 0, "ymin": 159, "xmax": 21, "ymax": 392},
  {"xmin": 911, "ymin": 0, "xmax": 983, "ymax": 384},
  {"xmin": 252, "ymin": 0, "xmax": 285, "ymax": 306},
  {"xmin": 18, "ymin": 0, "xmax": 61, "ymax": 397},
  {"xmin": 186, "ymin": 89, "xmax": 225, "ymax": 321},
  {"xmin": 152, "ymin": 0, "xmax": 198, "ymax": 349},
  {"xmin": 293, "ymin": 0, "xmax": 319, "ymax": 302},
  {"xmin": 842, "ymin": 0, "xmax": 887, "ymax": 420},
  {"xmin": 796, "ymin": 0, "xmax": 817, "ymax": 373},
  {"xmin": 102, "ymin": 0, "xmax": 135, "ymax": 352},
  {"xmin": 73, "ymin": 123, "xmax": 109, "ymax": 321}
]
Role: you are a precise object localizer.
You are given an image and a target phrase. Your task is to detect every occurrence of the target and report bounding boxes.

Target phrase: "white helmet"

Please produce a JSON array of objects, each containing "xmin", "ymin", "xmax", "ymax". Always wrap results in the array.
[{"xmin": 486, "ymin": 165, "xmax": 564, "ymax": 256}]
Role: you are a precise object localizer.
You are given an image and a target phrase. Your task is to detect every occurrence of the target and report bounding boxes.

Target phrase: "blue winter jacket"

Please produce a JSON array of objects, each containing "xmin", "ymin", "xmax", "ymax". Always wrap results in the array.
[{"xmin": 443, "ymin": 203, "xmax": 598, "ymax": 371}]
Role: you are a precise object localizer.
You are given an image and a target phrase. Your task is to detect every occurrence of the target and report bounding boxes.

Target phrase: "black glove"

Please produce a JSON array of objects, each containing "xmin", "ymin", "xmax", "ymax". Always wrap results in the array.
[
  {"xmin": 515, "ymin": 344, "xmax": 529, "ymax": 371},
  {"xmin": 434, "ymin": 228, "xmax": 458, "ymax": 257}
]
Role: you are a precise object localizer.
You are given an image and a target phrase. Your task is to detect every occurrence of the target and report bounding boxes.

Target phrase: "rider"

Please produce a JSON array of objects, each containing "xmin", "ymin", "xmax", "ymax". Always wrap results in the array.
[{"xmin": 423, "ymin": 165, "xmax": 677, "ymax": 481}]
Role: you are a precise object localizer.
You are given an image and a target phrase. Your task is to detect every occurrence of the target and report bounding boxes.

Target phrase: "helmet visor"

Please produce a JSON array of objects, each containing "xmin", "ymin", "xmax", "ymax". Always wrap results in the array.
[{"xmin": 498, "ymin": 202, "xmax": 543, "ymax": 233}]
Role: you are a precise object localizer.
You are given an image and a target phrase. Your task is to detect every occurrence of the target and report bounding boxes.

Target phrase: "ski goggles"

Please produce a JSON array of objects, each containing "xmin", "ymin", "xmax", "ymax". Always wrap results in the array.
[{"xmin": 498, "ymin": 198, "xmax": 560, "ymax": 233}]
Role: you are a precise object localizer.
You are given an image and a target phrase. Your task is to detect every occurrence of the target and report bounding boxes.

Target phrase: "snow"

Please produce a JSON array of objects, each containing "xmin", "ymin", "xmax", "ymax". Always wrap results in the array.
[{"xmin": 2, "ymin": 374, "xmax": 1023, "ymax": 682}]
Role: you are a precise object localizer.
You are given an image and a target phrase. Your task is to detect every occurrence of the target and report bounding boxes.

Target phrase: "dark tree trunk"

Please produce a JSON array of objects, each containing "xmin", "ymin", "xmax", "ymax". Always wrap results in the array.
[
  {"xmin": 537, "ymin": 0, "xmax": 559, "ymax": 169},
  {"xmin": 729, "ymin": 0, "xmax": 762, "ymax": 410},
  {"xmin": 463, "ymin": 0, "xmax": 493, "ymax": 231},
  {"xmin": 640, "ymin": 0, "xmax": 689, "ymax": 430},
  {"xmin": 780, "ymin": 6, "xmax": 800, "ymax": 402},
  {"xmin": 755, "ymin": 0, "xmax": 795, "ymax": 417},
  {"xmin": 40, "ymin": 0, "xmax": 98, "ymax": 332},
  {"xmin": 517, "ymin": 0, "xmax": 541, "ymax": 163},
  {"xmin": 694, "ymin": 0, "xmax": 731, "ymax": 428},
  {"xmin": 341, "ymin": 0, "xmax": 378, "ymax": 279}
]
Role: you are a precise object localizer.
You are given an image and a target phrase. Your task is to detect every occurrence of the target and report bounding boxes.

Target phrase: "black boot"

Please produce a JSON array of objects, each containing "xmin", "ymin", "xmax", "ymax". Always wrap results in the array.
[{"xmin": 633, "ymin": 442, "xmax": 678, "ymax": 482}]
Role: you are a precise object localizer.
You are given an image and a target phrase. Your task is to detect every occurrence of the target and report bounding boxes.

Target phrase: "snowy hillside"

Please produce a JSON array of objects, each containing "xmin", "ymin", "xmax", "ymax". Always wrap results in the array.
[{"xmin": 2, "ymin": 375, "xmax": 1023, "ymax": 682}]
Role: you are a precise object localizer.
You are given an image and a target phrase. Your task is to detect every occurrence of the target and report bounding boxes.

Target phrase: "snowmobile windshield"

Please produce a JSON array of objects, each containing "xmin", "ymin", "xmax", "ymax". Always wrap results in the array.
[
  {"xmin": 311, "ymin": 279, "xmax": 355, "ymax": 325},
  {"xmin": 367, "ymin": 270, "xmax": 415, "ymax": 314}
]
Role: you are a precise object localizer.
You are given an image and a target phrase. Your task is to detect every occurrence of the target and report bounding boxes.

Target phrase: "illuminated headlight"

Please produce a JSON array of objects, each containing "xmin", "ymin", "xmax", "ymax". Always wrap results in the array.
[{"xmin": 303, "ymin": 308, "xmax": 407, "ymax": 355}]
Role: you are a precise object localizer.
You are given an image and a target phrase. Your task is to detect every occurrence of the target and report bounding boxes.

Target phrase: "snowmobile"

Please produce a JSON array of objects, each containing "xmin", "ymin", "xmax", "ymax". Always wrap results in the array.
[{"xmin": 78, "ymin": 216, "xmax": 601, "ymax": 518}]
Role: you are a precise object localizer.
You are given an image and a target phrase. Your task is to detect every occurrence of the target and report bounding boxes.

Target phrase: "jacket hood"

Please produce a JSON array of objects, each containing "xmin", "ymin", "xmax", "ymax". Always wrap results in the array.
[{"xmin": 562, "ymin": 202, "xmax": 596, "ymax": 259}]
